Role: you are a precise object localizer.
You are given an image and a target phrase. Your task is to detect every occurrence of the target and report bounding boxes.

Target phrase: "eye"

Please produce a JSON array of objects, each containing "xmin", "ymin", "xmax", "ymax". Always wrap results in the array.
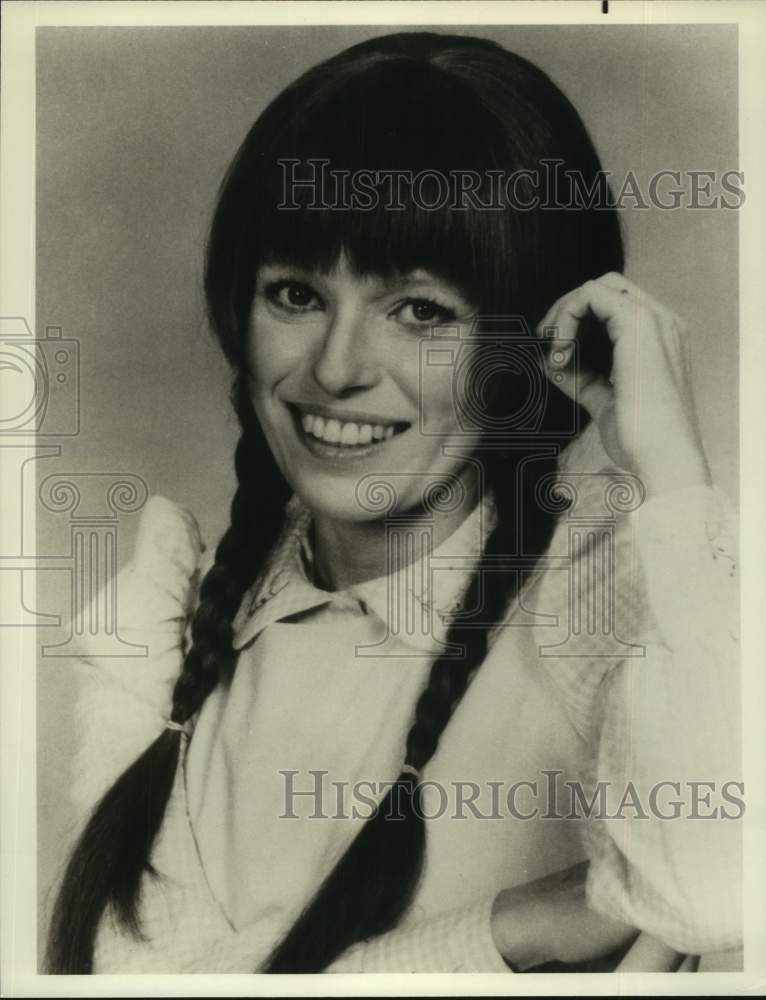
[
  {"xmin": 264, "ymin": 280, "xmax": 323, "ymax": 314},
  {"xmin": 393, "ymin": 298, "xmax": 457, "ymax": 327}
]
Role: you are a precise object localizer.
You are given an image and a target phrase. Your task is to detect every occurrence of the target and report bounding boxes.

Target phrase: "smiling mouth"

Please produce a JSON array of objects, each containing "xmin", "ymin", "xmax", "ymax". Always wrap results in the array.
[{"xmin": 288, "ymin": 404, "xmax": 410, "ymax": 456}]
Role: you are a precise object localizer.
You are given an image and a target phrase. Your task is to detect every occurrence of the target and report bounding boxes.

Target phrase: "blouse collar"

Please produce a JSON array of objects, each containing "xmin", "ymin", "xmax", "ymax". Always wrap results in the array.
[
  {"xmin": 231, "ymin": 488, "xmax": 497, "ymax": 655},
  {"xmin": 230, "ymin": 422, "xmax": 613, "ymax": 655}
]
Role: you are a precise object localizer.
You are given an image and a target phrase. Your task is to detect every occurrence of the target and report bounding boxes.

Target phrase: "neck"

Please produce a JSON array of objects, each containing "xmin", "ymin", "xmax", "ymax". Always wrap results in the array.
[{"xmin": 311, "ymin": 473, "xmax": 482, "ymax": 592}]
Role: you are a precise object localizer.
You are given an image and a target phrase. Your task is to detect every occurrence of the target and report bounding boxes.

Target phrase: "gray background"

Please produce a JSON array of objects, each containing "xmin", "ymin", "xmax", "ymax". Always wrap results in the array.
[{"xmin": 35, "ymin": 24, "xmax": 739, "ymax": 948}]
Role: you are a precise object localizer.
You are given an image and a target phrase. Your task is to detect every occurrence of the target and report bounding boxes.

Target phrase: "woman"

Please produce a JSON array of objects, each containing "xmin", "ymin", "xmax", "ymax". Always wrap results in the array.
[{"xmin": 46, "ymin": 31, "xmax": 741, "ymax": 974}]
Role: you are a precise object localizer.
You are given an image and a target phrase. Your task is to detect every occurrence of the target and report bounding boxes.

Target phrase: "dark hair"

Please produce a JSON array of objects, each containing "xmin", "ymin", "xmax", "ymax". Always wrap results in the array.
[{"xmin": 47, "ymin": 31, "xmax": 623, "ymax": 974}]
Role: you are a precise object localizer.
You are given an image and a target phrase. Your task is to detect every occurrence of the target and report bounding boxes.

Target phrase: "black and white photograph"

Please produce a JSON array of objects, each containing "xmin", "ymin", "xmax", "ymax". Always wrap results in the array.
[{"xmin": 1, "ymin": 0, "xmax": 765, "ymax": 993}]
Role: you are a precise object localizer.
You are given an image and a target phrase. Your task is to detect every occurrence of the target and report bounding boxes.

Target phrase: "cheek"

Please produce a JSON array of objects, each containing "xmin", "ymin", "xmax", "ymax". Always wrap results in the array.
[
  {"xmin": 408, "ymin": 327, "xmax": 480, "ymax": 435},
  {"xmin": 425, "ymin": 370, "xmax": 460, "ymax": 423},
  {"xmin": 413, "ymin": 357, "xmax": 470, "ymax": 436},
  {"xmin": 247, "ymin": 311, "xmax": 307, "ymax": 390}
]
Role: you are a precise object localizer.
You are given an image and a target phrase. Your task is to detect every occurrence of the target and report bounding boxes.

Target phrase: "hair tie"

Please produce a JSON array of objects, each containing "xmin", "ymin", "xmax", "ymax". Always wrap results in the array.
[
  {"xmin": 401, "ymin": 763, "xmax": 420, "ymax": 781},
  {"xmin": 166, "ymin": 719, "xmax": 192, "ymax": 737}
]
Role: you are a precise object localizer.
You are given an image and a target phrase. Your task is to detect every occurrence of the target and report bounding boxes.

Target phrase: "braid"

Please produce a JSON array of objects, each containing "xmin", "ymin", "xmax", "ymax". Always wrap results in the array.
[
  {"xmin": 46, "ymin": 389, "xmax": 290, "ymax": 973},
  {"xmin": 406, "ymin": 447, "xmax": 559, "ymax": 773},
  {"xmin": 170, "ymin": 414, "xmax": 290, "ymax": 724},
  {"xmin": 265, "ymin": 446, "xmax": 561, "ymax": 972},
  {"xmin": 405, "ymin": 527, "xmax": 509, "ymax": 771}
]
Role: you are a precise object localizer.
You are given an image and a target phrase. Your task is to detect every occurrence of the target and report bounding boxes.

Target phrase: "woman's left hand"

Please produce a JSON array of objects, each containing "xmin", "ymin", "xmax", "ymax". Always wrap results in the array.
[
  {"xmin": 491, "ymin": 861, "xmax": 639, "ymax": 970},
  {"xmin": 537, "ymin": 272, "xmax": 712, "ymax": 499}
]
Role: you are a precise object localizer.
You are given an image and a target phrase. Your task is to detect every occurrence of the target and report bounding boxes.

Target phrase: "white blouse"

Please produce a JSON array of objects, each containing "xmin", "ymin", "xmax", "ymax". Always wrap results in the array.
[{"xmin": 63, "ymin": 422, "xmax": 742, "ymax": 972}]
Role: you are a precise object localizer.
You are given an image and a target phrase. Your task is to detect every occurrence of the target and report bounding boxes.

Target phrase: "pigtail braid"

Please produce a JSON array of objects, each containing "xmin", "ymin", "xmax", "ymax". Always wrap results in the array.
[
  {"xmin": 404, "ymin": 529, "xmax": 508, "ymax": 771},
  {"xmin": 170, "ymin": 412, "xmax": 290, "ymax": 724},
  {"xmin": 405, "ymin": 448, "xmax": 559, "ymax": 773},
  {"xmin": 46, "ymin": 392, "xmax": 290, "ymax": 973},
  {"xmin": 265, "ymin": 447, "xmax": 562, "ymax": 972}
]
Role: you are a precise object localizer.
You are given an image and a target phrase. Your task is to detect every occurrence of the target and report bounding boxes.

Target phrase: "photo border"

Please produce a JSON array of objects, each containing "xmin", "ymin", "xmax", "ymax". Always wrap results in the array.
[{"xmin": 2, "ymin": 1, "xmax": 764, "ymax": 996}]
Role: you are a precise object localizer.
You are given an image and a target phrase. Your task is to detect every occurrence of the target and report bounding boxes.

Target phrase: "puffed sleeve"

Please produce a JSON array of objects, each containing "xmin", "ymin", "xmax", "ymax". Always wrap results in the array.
[
  {"xmin": 584, "ymin": 483, "xmax": 742, "ymax": 955},
  {"xmin": 69, "ymin": 495, "xmax": 204, "ymax": 820}
]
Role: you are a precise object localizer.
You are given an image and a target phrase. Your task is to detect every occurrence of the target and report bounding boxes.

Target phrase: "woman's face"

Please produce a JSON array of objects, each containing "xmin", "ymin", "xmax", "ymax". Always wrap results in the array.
[{"xmin": 246, "ymin": 252, "xmax": 485, "ymax": 522}]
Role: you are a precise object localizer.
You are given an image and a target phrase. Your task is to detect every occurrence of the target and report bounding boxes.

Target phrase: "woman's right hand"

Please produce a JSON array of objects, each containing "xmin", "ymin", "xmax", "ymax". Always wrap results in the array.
[{"xmin": 490, "ymin": 861, "xmax": 638, "ymax": 971}]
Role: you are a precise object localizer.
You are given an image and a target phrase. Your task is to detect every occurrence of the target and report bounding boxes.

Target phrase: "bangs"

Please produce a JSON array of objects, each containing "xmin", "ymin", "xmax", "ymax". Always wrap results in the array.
[
  {"xmin": 207, "ymin": 33, "xmax": 622, "ymax": 382},
  {"xmin": 249, "ymin": 58, "xmax": 517, "ymax": 312}
]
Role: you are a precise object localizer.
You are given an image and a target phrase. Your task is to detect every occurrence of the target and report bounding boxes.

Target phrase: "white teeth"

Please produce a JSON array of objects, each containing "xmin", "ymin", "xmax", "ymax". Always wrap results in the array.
[
  {"xmin": 323, "ymin": 419, "xmax": 341, "ymax": 443},
  {"xmin": 299, "ymin": 408, "xmax": 403, "ymax": 447},
  {"xmin": 339, "ymin": 422, "xmax": 360, "ymax": 445}
]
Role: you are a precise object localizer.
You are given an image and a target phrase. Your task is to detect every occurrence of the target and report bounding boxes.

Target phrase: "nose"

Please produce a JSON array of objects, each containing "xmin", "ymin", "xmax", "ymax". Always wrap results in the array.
[{"xmin": 311, "ymin": 304, "xmax": 380, "ymax": 397}]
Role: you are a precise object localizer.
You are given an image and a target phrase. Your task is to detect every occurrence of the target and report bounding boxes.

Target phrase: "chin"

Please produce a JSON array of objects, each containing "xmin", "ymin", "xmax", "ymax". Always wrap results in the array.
[
  {"xmin": 291, "ymin": 479, "xmax": 390, "ymax": 523},
  {"xmin": 289, "ymin": 462, "xmax": 471, "ymax": 526}
]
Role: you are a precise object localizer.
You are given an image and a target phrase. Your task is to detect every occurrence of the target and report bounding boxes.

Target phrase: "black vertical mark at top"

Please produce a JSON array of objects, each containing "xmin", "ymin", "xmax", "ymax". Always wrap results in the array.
[{"xmin": 602, "ymin": 0, "xmax": 609, "ymax": 12}]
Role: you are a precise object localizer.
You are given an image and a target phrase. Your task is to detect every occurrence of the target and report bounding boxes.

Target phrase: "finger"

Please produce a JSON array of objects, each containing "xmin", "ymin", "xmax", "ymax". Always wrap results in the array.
[
  {"xmin": 595, "ymin": 272, "xmax": 686, "ymax": 332},
  {"xmin": 596, "ymin": 271, "xmax": 687, "ymax": 358},
  {"xmin": 596, "ymin": 271, "xmax": 658, "ymax": 305},
  {"xmin": 541, "ymin": 273, "xmax": 683, "ymax": 333},
  {"xmin": 535, "ymin": 302, "xmax": 579, "ymax": 379},
  {"xmin": 536, "ymin": 313, "xmax": 615, "ymax": 417},
  {"xmin": 547, "ymin": 281, "xmax": 638, "ymax": 346},
  {"xmin": 536, "ymin": 283, "xmax": 630, "ymax": 406}
]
